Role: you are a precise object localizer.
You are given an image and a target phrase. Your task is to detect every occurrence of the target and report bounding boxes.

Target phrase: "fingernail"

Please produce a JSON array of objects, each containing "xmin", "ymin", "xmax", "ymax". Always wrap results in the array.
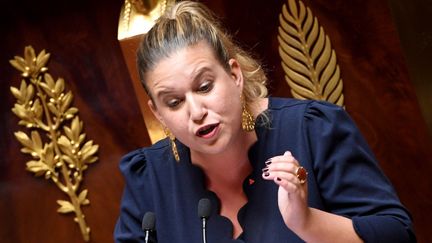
[
  {"xmin": 262, "ymin": 167, "xmax": 269, "ymax": 172},
  {"xmin": 263, "ymin": 172, "xmax": 270, "ymax": 177},
  {"xmin": 265, "ymin": 159, "xmax": 272, "ymax": 165},
  {"xmin": 276, "ymin": 177, "xmax": 282, "ymax": 181}
]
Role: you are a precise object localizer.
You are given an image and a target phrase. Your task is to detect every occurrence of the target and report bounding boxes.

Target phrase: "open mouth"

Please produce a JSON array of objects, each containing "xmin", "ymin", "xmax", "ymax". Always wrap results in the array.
[{"xmin": 196, "ymin": 124, "xmax": 219, "ymax": 137}]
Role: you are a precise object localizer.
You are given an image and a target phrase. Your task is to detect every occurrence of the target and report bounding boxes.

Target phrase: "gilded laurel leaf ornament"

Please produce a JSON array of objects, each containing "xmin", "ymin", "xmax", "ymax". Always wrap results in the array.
[
  {"xmin": 278, "ymin": 0, "xmax": 344, "ymax": 106},
  {"xmin": 10, "ymin": 46, "xmax": 99, "ymax": 242}
]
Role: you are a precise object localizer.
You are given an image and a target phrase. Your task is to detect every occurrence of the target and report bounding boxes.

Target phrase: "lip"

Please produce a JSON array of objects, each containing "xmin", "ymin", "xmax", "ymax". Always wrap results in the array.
[{"xmin": 195, "ymin": 123, "xmax": 220, "ymax": 139}]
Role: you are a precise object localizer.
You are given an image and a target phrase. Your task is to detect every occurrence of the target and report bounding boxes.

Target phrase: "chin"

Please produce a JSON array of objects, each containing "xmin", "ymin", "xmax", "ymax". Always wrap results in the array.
[{"xmin": 191, "ymin": 138, "xmax": 231, "ymax": 156}]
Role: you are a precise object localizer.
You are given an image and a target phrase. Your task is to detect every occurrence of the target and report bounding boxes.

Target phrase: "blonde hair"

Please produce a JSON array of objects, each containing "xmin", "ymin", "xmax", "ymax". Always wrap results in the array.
[{"xmin": 137, "ymin": 1, "xmax": 268, "ymax": 109}]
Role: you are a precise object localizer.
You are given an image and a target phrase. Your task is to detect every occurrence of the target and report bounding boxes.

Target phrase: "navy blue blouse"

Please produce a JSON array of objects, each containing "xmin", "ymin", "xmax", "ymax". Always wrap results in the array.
[{"xmin": 114, "ymin": 98, "xmax": 416, "ymax": 242}]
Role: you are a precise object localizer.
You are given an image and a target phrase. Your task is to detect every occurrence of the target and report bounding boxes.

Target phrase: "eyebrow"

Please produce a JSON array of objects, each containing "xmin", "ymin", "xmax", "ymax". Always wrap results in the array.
[
  {"xmin": 154, "ymin": 66, "xmax": 213, "ymax": 99},
  {"xmin": 155, "ymin": 88, "xmax": 175, "ymax": 99},
  {"xmin": 191, "ymin": 66, "xmax": 212, "ymax": 84}
]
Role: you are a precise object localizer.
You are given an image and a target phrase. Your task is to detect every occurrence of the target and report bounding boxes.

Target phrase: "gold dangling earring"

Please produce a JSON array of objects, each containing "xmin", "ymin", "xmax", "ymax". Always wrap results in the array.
[
  {"xmin": 241, "ymin": 95, "xmax": 255, "ymax": 132},
  {"xmin": 164, "ymin": 127, "xmax": 180, "ymax": 162}
]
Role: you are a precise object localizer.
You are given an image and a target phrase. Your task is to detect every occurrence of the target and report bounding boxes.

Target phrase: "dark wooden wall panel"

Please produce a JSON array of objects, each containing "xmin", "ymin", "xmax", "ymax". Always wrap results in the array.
[
  {"xmin": 0, "ymin": 0, "xmax": 150, "ymax": 242},
  {"xmin": 1, "ymin": 0, "xmax": 431, "ymax": 242},
  {"xmin": 388, "ymin": 0, "xmax": 432, "ymax": 137}
]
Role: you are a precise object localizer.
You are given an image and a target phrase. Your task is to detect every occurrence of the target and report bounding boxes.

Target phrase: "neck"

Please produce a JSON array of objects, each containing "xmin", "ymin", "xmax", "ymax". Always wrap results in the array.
[
  {"xmin": 191, "ymin": 97, "xmax": 268, "ymax": 188},
  {"xmin": 191, "ymin": 130, "xmax": 256, "ymax": 188}
]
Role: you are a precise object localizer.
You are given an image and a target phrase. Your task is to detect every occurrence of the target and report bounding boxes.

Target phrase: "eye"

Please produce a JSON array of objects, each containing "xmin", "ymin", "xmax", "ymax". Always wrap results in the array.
[
  {"xmin": 197, "ymin": 81, "xmax": 213, "ymax": 93},
  {"xmin": 166, "ymin": 98, "xmax": 182, "ymax": 108}
]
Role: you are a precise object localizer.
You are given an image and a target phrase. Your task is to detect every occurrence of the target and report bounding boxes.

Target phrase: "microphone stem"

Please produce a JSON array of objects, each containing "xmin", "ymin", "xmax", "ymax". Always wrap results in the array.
[
  {"xmin": 201, "ymin": 218, "xmax": 207, "ymax": 243},
  {"xmin": 145, "ymin": 230, "xmax": 150, "ymax": 243}
]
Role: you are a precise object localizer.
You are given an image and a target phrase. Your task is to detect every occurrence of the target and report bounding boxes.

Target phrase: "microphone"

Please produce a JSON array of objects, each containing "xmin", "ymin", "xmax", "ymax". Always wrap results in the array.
[
  {"xmin": 198, "ymin": 198, "xmax": 212, "ymax": 243},
  {"xmin": 142, "ymin": 212, "xmax": 156, "ymax": 243}
]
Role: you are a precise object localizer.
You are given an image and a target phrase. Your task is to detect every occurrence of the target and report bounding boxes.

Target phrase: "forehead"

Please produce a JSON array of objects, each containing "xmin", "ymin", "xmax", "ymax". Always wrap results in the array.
[{"xmin": 145, "ymin": 41, "xmax": 221, "ymax": 86}]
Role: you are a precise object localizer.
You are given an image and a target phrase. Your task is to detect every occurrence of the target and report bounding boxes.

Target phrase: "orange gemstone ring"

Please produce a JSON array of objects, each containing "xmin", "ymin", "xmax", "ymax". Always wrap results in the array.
[{"xmin": 296, "ymin": 166, "xmax": 308, "ymax": 184}]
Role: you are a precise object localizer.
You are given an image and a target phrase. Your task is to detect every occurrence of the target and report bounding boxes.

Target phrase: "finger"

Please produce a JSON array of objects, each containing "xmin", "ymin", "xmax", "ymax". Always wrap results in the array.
[
  {"xmin": 262, "ymin": 170, "xmax": 305, "ymax": 194},
  {"xmin": 262, "ymin": 169, "xmax": 306, "ymax": 187},
  {"xmin": 275, "ymin": 176, "xmax": 299, "ymax": 193},
  {"xmin": 265, "ymin": 161, "xmax": 297, "ymax": 174},
  {"xmin": 262, "ymin": 169, "xmax": 296, "ymax": 183},
  {"xmin": 276, "ymin": 179, "xmax": 307, "ymax": 195},
  {"xmin": 266, "ymin": 152, "xmax": 299, "ymax": 166},
  {"xmin": 263, "ymin": 156, "xmax": 300, "ymax": 176},
  {"xmin": 283, "ymin": 151, "xmax": 292, "ymax": 156},
  {"xmin": 273, "ymin": 171, "xmax": 297, "ymax": 182}
]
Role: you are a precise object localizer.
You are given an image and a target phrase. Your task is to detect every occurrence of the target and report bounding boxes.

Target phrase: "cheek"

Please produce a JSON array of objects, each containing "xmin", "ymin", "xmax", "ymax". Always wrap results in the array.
[
  {"xmin": 162, "ymin": 112, "xmax": 189, "ymax": 133},
  {"xmin": 213, "ymin": 80, "xmax": 241, "ymax": 106},
  {"xmin": 209, "ymin": 94, "xmax": 242, "ymax": 123},
  {"xmin": 218, "ymin": 87, "xmax": 242, "ymax": 113},
  {"xmin": 163, "ymin": 113, "xmax": 184, "ymax": 127}
]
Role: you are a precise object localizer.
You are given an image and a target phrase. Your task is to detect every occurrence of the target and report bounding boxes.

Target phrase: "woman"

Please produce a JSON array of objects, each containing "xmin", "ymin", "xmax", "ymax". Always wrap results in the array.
[{"xmin": 114, "ymin": 1, "xmax": 416, "ymax": 242}]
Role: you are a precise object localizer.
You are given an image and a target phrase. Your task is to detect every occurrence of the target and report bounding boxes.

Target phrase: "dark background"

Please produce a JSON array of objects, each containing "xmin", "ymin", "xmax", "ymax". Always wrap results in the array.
[{"xmin": 1, "ymin": 0, "xmax": 431, "ymax": 242}]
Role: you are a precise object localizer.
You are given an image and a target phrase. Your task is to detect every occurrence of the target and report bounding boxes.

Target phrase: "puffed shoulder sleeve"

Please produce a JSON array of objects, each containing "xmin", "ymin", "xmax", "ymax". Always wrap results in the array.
[
  {"xmin": 114, "ymin": 149, "xmax": 155, "ymax": 242},
  {"xmin": 304, "ymin": 101, "xmax": 416, "ymax": 242}
]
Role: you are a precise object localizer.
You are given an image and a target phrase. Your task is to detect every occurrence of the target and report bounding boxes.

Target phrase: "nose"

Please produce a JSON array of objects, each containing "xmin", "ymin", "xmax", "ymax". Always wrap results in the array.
[{"xmin": 187, "ymin": 95, "xmax": 207, "ymax": 122}]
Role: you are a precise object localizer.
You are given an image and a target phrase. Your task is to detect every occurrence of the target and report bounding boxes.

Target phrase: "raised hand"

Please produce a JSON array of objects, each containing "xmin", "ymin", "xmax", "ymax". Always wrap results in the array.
[{"xmin": 262, "ymin": 151, "xmax": 310, "ymax": 230}]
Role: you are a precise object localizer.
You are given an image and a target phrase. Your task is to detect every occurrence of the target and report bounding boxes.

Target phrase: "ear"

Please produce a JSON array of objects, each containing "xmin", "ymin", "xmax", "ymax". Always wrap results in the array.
[
  {"xmin": 228, "ymin": 58, "xmax": 244, "ymax": 89},
  {"xmin": 148, "ymin": 99, "xmax": 166, "ymax": 126}
]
